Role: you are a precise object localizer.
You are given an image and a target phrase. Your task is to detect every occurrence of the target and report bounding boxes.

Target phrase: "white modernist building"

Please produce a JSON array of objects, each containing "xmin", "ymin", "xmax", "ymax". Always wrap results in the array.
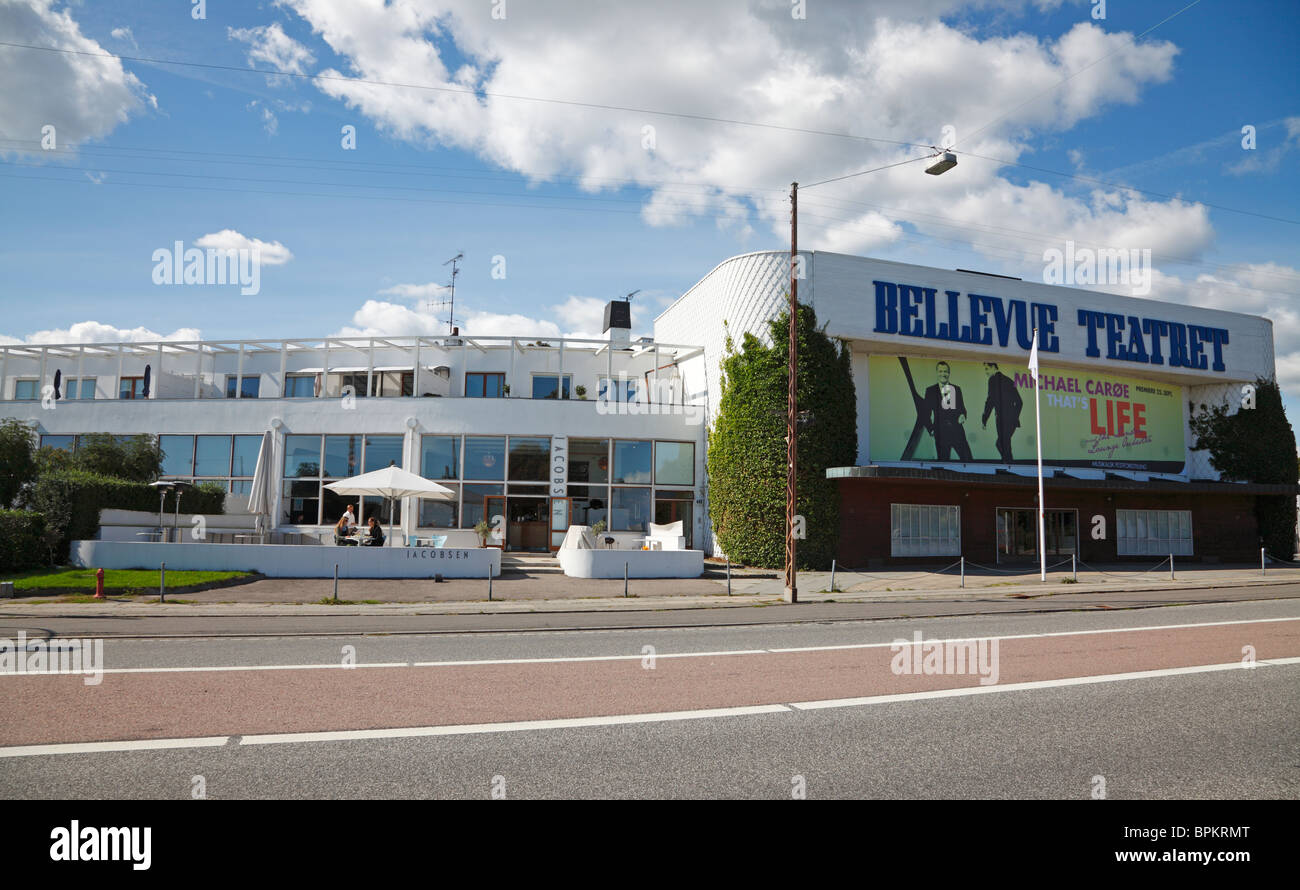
[
  {"xmin": 1, "ymin": 309, "xmax": 707, "ymax": 554},
  {"xmin": 2, "ymin": 249, "xmax": 1289, "ymax": 566}
]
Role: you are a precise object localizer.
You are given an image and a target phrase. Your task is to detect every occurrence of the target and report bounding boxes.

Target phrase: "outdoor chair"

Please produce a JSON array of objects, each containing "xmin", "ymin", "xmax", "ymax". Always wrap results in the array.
[{"xmin": 647, "ymin": 521, "xmax": 686, "ymax": 550}]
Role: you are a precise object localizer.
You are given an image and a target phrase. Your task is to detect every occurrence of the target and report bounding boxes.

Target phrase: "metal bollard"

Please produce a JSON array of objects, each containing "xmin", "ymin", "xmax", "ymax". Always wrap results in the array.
[
  {"xmin": 624, "ymin": 562, "xmax": 629, "ymax": 598},
  {"xmin": 1261, "ymin": 547, "xmax": 1266, "ymax": 577},
  {"xmin": 726, "ymin": 559, "xmax": 731, "ymax": 596},
  {"xmin": 830, "ymin": 559, "xmax": 836, "ymax": 594},
  {"xmin": 1169, "ymin": 554, "xmax": 1175, "ymax": 581},
  {"xmin": 1072, "ymin": 553, "xmax": 1077, "ymax": 583},
  {"xmin": 333, "ymin": 564, "xmax": 339, "ymax": 603},
  {"xmin": 488, "ymin": 566, "xmax": 493, "ymax": 602},
  {"xmin": 960, "ymin": 556, "xmax": 965, "ymax": 589},
  {"xmin": 159, "ymin": 562, "xmax": 166, "ymax": 602}
]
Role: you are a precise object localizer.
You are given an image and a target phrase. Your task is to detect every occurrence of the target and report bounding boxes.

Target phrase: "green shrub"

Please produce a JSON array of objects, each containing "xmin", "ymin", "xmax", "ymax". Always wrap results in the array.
[
  {"xmin": 24, "ymin": 471, "xmax": 225, "ymax": 562},
  {"xmin": 0, "ymin": 510, "xmax": 46, "ymax": 573},
  {"xmin": 707, "ymin": 302, "xmax": 857, "ymax": 569}
]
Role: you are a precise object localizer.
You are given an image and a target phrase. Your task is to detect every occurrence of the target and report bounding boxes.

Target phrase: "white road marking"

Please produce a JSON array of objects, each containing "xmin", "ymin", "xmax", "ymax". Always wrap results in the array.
[
  {"xmin": 1, "ymin": 615, "xmax": 1295, "ymax": 676},
  {"xmin": 0, "ymin": 736, "xmax": 228, "ymax": 759},
  {"xmin": 3, "ymin": 658, "xmax": 1296, "ymax": 758}
]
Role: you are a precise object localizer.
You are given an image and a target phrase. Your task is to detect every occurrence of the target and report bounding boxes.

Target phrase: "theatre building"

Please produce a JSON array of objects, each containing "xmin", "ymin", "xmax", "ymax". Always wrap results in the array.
[{"xmin": 657, "ymin": 251, "xmax": 1290, "ymax": 566}]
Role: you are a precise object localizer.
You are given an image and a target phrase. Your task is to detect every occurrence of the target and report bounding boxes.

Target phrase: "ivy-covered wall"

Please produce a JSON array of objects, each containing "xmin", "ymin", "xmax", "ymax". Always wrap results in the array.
[{"xmin": 706, "ymin": 302, "xmax": 857, "ymax": 569}]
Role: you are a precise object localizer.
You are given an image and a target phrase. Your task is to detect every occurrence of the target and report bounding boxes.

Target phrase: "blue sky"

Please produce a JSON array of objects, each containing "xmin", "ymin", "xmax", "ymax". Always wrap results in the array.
[{"xmin": 0, "ymin": 0, "xmax": 1297, "ymax": 404}]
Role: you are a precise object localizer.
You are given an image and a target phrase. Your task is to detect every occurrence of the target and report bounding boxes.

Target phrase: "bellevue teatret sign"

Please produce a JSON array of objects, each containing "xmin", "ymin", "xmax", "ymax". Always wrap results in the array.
[{"xmin": 871, "ymin": 279, "xmax": 1231, "ymax": 373}]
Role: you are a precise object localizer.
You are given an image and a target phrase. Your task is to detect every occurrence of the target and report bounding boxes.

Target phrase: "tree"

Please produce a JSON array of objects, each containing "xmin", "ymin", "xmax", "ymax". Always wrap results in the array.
[
  {"xmin": 1189, "ymin": 377, "xmax": 1298, "ymax": 558},
  {"xmin": 707, "ymin": 302, "xmax": 857, "ymax": 569},
  {"xmin": 74, "ymin": 434, "xmax": 162, "ymax": 482},
  {"xmin": 0, "ymin": 418, "xmax": 38, "ymax": 508}
]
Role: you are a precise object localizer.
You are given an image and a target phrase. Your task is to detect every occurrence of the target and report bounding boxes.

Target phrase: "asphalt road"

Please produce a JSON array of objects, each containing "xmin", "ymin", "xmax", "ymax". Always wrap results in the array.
[{"xmin": 1, "ymin": 600, "xmax": 1296, "ymax": 798}]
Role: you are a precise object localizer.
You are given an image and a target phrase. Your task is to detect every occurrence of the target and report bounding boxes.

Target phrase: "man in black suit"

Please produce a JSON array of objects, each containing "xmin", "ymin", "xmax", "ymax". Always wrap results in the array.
[
  {"xmin": 923, "ymin": 362, "xmax": 974, "ymax": 462},
  {"xmin": 980, "ymin": 362, "xmax": 1023, "ymax": 463}
]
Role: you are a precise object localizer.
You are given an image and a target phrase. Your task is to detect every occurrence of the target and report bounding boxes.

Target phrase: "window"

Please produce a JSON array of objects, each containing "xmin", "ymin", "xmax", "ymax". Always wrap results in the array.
[
  {"xmin": 508, "ymin": 437, "xmax": 550, "ymax": 481},
  {"xmin": 418, "ymin": 484, "xmax": 460, "ymax": 528},
  {"xmin": 461, "ymin": 483, "xmax": 504, "ymax": 528},
  {"xmin": 40, "ymin": 435, "xmax": 76, "ymax": 452},
  {"xmin": 230, "ymin": 435, "xmax": 262, "ymax": 476},
  {"xmin": 363, "ymin": 435, "xmax": 403, "ymax": 472},
  {"xmin": 225, "ymin": 376, "xmax": 260, "ymax": 398},
  {"xmin": 613, "ymin": 440, "xmax": 652, "ymax": 484},
  {"xmin": 569, "ymin": 438, "xmax": 609, "ymax": 484},
  {"xmin": 338, "ymin": 373, "xmax": 376, "ymax": 398},
  {"xmin": 611, "ymin": 487, "xmax": 652, "ymax": 531},
  {"xmin": 570, "ymin": 485, "xmax": 608, "ymax": 528},
  {"xmin": 464, "ymin": 437, "xmax": 506, "ymax": 480},
  {"xmin": 323, "ymin": 435, "xmax": 363, "ymax": 478},
  {"xmin": 1118, "ymin": 509, "xmax": 1193, "ymax": 556},
  {"xmin": 598, "ymin": 376, "xmax": 638, "ymax": 403},
  {"xmin": 654, "ymin": 441, "xmax": 694, "ymax": 486},
  {"xmin": 531, "ymin": 374, "xmax": 571, "ymax": 400},
  {"xmin": 283, "ymin": 435, "xmax": 322, "ymax": 478},
  {"xmin": 119, "ymin": 377, "xmax": 146, "ymax": 399},
  {"xmin": 890, "ymin": 504, "xmax": 961, "ymax": 557},
  {"xmin": 194, "ymin": 435, "xmax": 232, "ymax": 476},
  {"xmin": 420, "ymin": 436, "xmax": 460, "ymax": 480},
  {"xmin": 159, "ymin": 435, "xmax": 195, "ymax": 477},
  {"xmin": 284, "ymin": 374, "xmax": 317, "ymax": 398},
  {"xmin": 13, "ymin": 380, "xmax": 38, "ymax": 400},
  {"xmin": 465, "ymin": 372, "xmax": 505, "ymax": 398}
]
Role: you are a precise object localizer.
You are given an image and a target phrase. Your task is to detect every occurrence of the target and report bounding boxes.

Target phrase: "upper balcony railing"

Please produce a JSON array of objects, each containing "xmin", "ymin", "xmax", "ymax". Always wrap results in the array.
[{"xmin": 0, "ymin": 334, "xmax": 706, "ymax": 403}]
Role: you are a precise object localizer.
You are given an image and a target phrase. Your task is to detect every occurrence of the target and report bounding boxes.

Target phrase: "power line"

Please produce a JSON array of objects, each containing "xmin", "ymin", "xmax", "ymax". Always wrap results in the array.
[
  {"xmin": 800, "ymin": 153, "xmax": 940, "ymax": 190},
  {"xmin": 0, "ymin": 40, "xmax": 936, "ymax": 152}
]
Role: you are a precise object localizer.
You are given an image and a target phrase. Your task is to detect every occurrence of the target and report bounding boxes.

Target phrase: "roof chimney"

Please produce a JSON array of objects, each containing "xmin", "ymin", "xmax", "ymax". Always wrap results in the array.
[{"xmin": 603, "ymin": 299, "xmax": 632, "ymax": 347}]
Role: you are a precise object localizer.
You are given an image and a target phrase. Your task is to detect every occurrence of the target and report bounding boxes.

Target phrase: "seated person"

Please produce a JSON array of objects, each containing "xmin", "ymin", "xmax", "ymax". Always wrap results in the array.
[
  {"xmin": 360, "ymin": 516, "xmax": 386, "ymax": 547},
  {"xmin": 333, "ymin": 514, "xmax": 358, "ymax": 546}
]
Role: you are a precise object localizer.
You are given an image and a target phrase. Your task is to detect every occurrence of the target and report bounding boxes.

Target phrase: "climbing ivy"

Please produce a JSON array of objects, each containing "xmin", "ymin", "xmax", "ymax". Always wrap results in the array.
[
  {"xmin": 706, "ymin": 302, "xmax": 857, "ymax": 569},
  {"xmin": 1188, "ymin": 377, "xmax": 1298, "ymax": 558}
]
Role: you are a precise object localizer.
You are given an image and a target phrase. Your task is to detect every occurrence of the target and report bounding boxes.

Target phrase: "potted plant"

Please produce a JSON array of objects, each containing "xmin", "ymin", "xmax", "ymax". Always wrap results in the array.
[
  {"xmin": 502, "ymin": 383, "xmax": 511, "ymax": 397},
  {"xmin": 591, "ymin": 518, "xmax": 607, "ymax": 535},
  {"xmin": 575, "ymin": 385, "xmax": 587, "ymax": 400},
  {"xmin": 474, "ymin": 519, "xmax": 491, "ymax": 547}
]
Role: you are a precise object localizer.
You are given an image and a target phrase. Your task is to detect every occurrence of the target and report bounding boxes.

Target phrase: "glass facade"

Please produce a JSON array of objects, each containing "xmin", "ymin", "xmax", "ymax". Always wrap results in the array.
[{"xmin": 890, "ymin": 504, "xmax": 961, "ymax": 557}]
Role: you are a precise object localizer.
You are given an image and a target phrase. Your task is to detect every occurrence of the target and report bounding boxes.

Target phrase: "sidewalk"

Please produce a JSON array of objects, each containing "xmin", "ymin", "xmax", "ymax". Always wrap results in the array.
[{"xmin": 1, "ymin": 562, "xmax": 1297, "ymax": 617}]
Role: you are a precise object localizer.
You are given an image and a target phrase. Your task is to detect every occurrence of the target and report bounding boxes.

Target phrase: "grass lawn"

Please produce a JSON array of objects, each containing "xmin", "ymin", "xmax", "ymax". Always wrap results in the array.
[{"xmin": 2, "ymin": 567, "xmax": 253, "ymax": 594}]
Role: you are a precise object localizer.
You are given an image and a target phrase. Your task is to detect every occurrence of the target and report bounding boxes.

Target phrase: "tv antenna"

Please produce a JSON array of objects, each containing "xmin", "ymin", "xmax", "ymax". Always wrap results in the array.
[
  {"xmin": 426, "ymin": 252, "xmax": 464, "ymax": 334},
  {"xmin": 619, "ymin": 289, "xmax": 641, "ymax": 302}
]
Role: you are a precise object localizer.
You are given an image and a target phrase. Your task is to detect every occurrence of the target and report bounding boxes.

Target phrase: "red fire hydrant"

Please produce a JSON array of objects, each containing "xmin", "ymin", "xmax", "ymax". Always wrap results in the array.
[{"xmin": 93, "ymin": 568, "xmax": 105, "ymax": 599}]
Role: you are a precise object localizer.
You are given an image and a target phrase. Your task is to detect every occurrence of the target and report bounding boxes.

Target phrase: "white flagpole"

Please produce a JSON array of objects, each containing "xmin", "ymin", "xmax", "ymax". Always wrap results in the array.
[{"xmin": 1030, "ymin": 327, "xmax": 1046, "ymax": 582}]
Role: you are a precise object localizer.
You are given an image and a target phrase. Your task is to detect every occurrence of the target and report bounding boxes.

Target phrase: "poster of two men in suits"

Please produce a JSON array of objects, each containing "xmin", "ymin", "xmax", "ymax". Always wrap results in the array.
[
  {"xmin": 892, "ymin": 356, "xmax": 1023, "ymax": 463},
  {"xmin": 868, "ymin": 354, "xmax": 1186, "ymax": 471}
]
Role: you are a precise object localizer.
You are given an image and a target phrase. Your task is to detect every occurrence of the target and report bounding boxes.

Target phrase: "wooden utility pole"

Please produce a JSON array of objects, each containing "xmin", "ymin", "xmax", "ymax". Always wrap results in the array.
[{"xmin": 785, "ymin": 182, "xmax": 798, "ymax": 603}]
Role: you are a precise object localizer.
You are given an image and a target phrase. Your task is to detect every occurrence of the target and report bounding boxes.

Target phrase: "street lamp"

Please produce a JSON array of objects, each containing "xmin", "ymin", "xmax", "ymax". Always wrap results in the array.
[{"xmin": 784, "ymin": 150, "xmax": 956, "ymax": 603}]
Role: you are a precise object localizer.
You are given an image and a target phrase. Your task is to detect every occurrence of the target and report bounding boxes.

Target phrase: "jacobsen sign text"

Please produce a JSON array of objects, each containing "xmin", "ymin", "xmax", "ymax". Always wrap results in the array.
[{"xmin": 871, "ymin": 280, "xmax": 1230, "ymax": 373}]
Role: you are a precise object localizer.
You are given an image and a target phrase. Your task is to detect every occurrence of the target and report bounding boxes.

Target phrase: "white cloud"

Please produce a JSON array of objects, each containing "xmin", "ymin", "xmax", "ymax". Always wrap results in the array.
[
  {"xmin": 335, "ymin": 291, "xmax": 665, "ymax": 341},
  {"xmin": 227, "ymin": 21, "xmax": 315, "ymax": 75},
  {"xmin": 194, "ymin": 229, "xmax": 294, "ymax": 265},
  {"xmin": 269, "ymin": 1, "xmax": 1193, "ymax": 269},
  {"xmin": 109, "ymin": 26, "xmax": 136, "ymax": 49},
  {"xmin": 0, "ymin": 0, "xmax": 154, "ymax": 158},
  {"xmin": 7, "ymin": 321, "xmax": 203, "ymax": 345}
]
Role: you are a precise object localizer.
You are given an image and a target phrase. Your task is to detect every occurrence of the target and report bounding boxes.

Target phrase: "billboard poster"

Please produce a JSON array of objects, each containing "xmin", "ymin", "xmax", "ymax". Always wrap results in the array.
[{"xmin": 868, "ymin": 355, "xmax": 1185, "ymax": 473}]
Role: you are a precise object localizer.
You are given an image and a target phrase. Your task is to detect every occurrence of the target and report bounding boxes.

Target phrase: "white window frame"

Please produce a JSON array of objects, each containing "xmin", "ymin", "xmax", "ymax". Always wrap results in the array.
[
  {"xmin": 890, "ymin": 503, "xmax": 961, "ymax": 557},
  {"xmin": 1117, "ymin": 509, "xmax": 1193, "ymax": 556}
]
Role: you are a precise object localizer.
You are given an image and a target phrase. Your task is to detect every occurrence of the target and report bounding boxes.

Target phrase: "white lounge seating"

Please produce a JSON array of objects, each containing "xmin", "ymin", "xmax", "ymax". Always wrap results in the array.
[{"xmin": 647, "ymin": 521, "xmax": 686, "ymax": 550}]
